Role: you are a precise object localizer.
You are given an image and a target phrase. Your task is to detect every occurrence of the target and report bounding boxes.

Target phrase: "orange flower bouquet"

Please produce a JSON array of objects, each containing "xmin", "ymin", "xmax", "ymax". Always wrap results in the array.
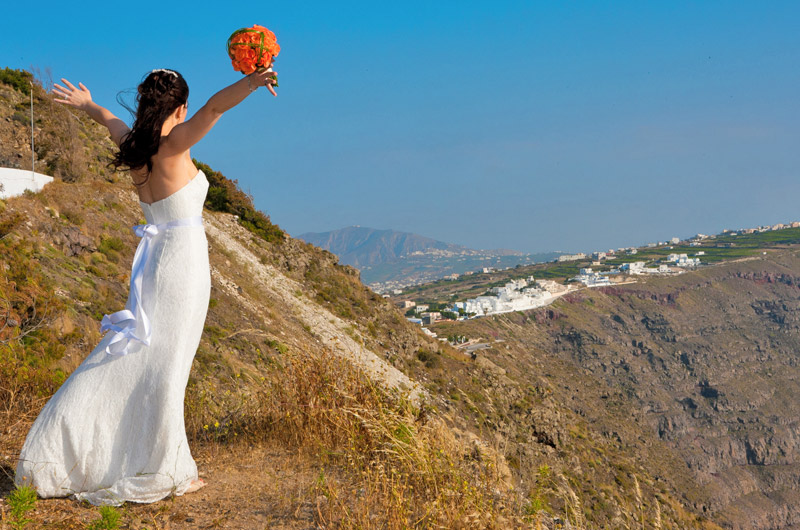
[{"xmin": 227, "ymin": 25, "xmax": 280, "ymax": 84}]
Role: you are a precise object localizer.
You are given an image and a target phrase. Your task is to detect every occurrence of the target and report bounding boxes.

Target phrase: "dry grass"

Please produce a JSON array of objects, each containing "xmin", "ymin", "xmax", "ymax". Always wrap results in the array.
[{"xmin": 185, "ymin": 344, "xmax": 514, "ymax": 529}]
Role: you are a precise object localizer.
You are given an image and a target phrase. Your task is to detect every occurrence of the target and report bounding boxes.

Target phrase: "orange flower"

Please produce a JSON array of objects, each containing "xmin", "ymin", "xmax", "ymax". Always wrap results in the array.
[
  {"xmin": 227, "ymin": 25, "xmax": 280, "ymax": 74},
  {"xmin": 234, "ymin": 46, "xmax": 257, "ymax": 63}
]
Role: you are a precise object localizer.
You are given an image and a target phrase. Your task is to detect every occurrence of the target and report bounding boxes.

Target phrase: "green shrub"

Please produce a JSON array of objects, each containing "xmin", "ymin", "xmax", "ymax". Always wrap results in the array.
[
  {"xmin": 98, "ymin": 236, "xmax": 124, "ymax": 262},
  {"xmin": 0, "ymin": 68, "xmax": 33, "ymax": 95},
  {"xmin": 61, "ymin": 209, "xmax": 84, "ymax": 225},
  {"xmin": 416, "ymin": 349, "xmax": 439, "ymax": 369},
  {"xmin": 0, "ymin": 211, "xmax": 24, "ymax": 238},
  {"xmin": 267, "ymin": 339, "xmax": 288, "ymax": 354},
  {"xmin": 87, "ymin": 505, "xmax": 122, "ymax": 530},
  {"xmin": 194, "ymin": 159, "xmax": 284, "ymax": 243},
  {"xmin": 6, "ymin": 485, "xmax": 37, "ymax": 530}
]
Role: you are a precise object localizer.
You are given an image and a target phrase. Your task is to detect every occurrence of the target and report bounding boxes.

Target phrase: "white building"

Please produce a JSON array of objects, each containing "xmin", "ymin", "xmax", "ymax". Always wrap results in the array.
[
  {"xmin": 676, "ymin": 257, "xmax": 700, "ymax": 267},
  {"xmin": 463, "ymin": 280, "xmax": 558, "ymax": 317},
  {"xmin": 0, "ymin": 168, "xmax": 53, "ymax": 199},
  {"xmin": 557, "ymin": 253, "xmax": 586, "ymax": 262},
  {"xmin": 573, "ymin": 269, "xmax": 611, "ymax": 287},
  {"xmin": 667, "ymin": 253, "xmax": 700, "ymax": 267},
  {"xmin": 620, "ymin": 261, "xmax": 646, "ymax": 274}
]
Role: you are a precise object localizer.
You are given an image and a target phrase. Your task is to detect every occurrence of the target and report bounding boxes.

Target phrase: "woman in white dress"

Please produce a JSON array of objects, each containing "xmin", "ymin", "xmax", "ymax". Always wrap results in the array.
[{"xmin": 15, "ymin": 66, "xmax": 277, "ymax": 505}]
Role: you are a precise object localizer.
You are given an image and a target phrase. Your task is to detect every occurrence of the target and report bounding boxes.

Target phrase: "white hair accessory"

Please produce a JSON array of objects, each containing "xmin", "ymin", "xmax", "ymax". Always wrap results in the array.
[{"xmin": 151, "ymin": 68, "xmax": 178, "ymax": 78}]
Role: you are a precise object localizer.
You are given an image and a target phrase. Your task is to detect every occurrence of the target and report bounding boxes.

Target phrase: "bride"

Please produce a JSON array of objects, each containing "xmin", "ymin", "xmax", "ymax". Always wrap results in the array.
[{"xmin": 14, "ymin": 65, "xmax": 277, "ymax": 505}]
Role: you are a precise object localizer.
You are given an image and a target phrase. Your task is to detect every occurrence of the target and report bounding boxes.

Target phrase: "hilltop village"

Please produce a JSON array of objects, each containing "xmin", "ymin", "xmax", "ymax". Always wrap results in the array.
[{"xmin": 393, "ymin": 221, "xmax": 800, "ymax": 330}]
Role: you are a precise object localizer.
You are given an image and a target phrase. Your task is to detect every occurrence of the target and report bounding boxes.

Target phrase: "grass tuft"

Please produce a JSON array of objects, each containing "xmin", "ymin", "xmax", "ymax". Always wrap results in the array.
[
  {"xmin": 6, "ymin": 485, "xmax": 37, "ymax": 530},
  {"xmin": 87, "ymin": 505, "xmax": 122, "ymax": 530}
]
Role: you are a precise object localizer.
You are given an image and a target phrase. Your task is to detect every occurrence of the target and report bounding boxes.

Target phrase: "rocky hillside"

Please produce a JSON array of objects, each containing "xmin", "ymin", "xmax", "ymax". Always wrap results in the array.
[
  {"xmin": 423, "ymin": 249, "xmax": 800, "ymax": 530},
  {"xmin": 0, "ymin": 69, "xmax": 715, "ymax": 529}
]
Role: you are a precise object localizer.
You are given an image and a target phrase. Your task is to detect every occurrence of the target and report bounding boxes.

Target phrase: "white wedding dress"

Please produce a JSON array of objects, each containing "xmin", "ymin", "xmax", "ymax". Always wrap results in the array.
[{"xmin": 15, "ymin": 169, "xmax": 211, "ymax": 506}]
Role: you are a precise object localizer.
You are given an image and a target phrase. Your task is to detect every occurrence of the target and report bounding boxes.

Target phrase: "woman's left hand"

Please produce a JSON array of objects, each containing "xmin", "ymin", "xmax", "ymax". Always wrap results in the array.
[
  {"xmin": 250, "ymin": 68, "xmax": 278, "ymax": 97},
  {"xmin": 53, "ymin": 78, "xmax": 93, "ymax": 110}
]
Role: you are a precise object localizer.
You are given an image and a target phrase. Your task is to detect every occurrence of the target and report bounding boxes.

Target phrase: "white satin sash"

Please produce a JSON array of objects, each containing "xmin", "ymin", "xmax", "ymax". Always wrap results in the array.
[{"xmin": 100, "ymin": 215, "xmax": 204, "ymax": 355}]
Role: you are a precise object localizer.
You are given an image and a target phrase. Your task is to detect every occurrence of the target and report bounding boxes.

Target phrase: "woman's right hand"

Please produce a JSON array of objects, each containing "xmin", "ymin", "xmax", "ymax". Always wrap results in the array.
[
  {"xmin": 250, "ymin": 68, "xmax": 278, "ymax": 97},
  {"xmin": 52, "ymin": 78, "xmax": 94, "ymax": 110}
]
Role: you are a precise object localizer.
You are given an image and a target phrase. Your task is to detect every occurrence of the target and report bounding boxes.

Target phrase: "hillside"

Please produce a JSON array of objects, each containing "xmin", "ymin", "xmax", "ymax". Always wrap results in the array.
[
  {"xmin": 408, "ymin": 248, "xmax": 800, "ymax": 530},
  {"xmin": 0, "ymin": 69, "xmax": 715, "ymax": 529}
]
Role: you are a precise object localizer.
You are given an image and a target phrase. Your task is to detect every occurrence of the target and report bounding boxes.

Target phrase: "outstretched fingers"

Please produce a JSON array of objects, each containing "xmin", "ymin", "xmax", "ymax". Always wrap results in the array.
[
  {"xmin": 52, "ymin": 84, "xmax": 71, "ymax": 104},
  {"xmin": 51, "ymin": 79, "xmax": 92, "ymax": 108}
]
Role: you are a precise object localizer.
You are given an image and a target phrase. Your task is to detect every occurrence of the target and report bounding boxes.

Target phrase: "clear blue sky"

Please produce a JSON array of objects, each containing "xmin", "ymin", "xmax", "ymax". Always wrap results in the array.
[{"xmin": 2, "ymin": 1, "xmax": 798, "ymax": 253}]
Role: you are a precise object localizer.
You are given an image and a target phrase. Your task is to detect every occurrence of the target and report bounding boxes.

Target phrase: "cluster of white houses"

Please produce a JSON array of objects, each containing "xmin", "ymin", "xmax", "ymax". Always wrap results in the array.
[
  {"xmin": 572, "ymin": 252, "xmax": 703, "ymax": 285},
  {"xmin": 456, "ymin": 278, "xmax": 566, "ymax": 316},
  {"xmin": 398, "ymin": 221, "xmax": 800, "ymax": 323},
  {"xmin": 572, "ymin": 268, "xmax": 612, "ymax": 287},
  {"xmin": 402, "ymin": 278, "xmax": 572, "ymax": 319}
]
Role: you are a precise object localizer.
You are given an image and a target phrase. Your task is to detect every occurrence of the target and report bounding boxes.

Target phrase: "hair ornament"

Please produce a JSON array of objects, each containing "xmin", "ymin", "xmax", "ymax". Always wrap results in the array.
[{"xmin": 151, "ymin": 68, "xmax": 178, "ymax": 78}]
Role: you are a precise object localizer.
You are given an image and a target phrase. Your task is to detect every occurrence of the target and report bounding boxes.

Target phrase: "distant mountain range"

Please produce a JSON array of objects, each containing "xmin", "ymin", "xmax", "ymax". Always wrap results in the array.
[{"xmin": 297, "ymin": 226, "xmax": 560, "ymax": 289}]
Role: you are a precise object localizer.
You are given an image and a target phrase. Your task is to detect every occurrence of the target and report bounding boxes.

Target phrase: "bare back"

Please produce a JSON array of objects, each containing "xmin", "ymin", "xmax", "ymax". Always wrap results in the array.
[{"xmin": 133, "ymin": 145, "xmax": 199, "ymax": 206}]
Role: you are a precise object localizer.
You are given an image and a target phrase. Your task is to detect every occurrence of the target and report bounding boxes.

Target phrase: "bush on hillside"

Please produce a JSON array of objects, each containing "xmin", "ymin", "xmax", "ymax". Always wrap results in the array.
[
  {"xmin": 194, "ymin": 159, "xmax": 284, "ymax": 244},
  {"xmin": 0, "ymin": 68, "xmax": 33, "ymax": 95}
]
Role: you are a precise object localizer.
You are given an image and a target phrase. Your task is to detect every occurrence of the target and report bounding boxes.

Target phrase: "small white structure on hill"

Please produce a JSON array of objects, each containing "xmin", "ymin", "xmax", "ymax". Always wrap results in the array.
[
  {"xmin": 557, "ymin": 253, "xmax": 586, "ymax": 262},
  {"xmin": 0, "ymin": 168, "xmax": 53, "ymax": 199},
  {"xmin": 573, "ymin": 268, "xmax": 611, "ymax": 287},
  {"xmin": 667, "ymin": 253, "xmax": 700, "ymax": 267},
  {"xmin": 620, "ymin": 261, "xmax": 646, "ymax": 274}
]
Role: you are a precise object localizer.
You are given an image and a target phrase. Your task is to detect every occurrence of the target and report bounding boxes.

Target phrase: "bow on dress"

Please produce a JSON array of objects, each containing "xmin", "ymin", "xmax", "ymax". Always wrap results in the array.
[{"xmin": 100, "ymin": 216, "xmax": 203, "ymax": 355}]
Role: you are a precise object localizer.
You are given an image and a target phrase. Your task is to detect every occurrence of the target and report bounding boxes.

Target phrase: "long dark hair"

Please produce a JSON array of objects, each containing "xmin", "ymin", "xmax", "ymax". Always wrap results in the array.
[{"xmin": 112, "ymin": 69, "xmax": 189, "ymax": 182}]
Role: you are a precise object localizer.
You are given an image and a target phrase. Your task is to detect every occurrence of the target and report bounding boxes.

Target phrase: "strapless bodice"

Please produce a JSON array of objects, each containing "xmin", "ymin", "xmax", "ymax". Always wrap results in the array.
[{"xmin": 139, "ymin": 170, "xmax": 209, "ymax": 224}]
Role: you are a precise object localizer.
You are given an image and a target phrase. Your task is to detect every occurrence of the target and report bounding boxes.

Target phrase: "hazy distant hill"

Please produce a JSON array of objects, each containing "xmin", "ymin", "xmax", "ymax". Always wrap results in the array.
[
  {"xmin": 298, "ymin": 226, "xmax": 560, "ymax": 288},
  {"xmin": 297, "ymin": 226, "xmax": 467, "ymax": 268}
]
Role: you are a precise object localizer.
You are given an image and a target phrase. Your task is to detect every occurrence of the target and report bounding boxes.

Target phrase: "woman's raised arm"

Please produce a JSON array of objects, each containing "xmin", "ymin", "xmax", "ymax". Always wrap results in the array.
[
  {"xmin": 160, "ymin": 68, "xmax": 277, "ymax": 155},
  {"xmin": 53, "ymin": 79, "xmax": 130, "ymax": 147}
]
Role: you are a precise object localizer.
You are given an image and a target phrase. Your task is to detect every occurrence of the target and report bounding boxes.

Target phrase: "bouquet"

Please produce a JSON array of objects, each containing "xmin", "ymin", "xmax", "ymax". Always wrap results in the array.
[{"xmin": 227, "ymin": 25, "xmax": 280, "ymax": 84}]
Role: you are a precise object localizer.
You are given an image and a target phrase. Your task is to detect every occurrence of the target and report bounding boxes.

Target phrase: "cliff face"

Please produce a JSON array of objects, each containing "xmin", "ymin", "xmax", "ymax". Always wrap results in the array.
[{"xmin": 431, "ymin": 251, "xmax": 800, "ymax": 529}]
